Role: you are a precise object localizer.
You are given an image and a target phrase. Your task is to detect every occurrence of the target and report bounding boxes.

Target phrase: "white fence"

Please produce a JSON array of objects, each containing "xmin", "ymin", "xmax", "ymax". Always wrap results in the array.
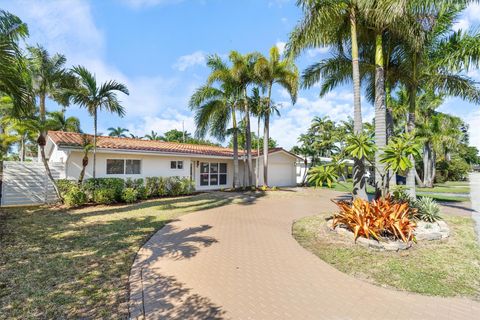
[{"xmin": 1, "ymin": 161, "xmax": 65, "ymax": 207}]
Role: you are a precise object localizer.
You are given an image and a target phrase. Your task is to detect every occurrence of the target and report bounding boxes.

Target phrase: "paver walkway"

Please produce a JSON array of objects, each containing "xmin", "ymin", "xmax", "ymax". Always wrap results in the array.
[{"xmin": 129, "ymin": 189, "xmax": 480, "ymax": 319}]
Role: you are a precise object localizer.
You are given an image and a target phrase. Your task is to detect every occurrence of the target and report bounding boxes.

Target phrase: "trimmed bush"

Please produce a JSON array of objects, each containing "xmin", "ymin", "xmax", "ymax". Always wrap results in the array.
[
  {"xmin": 180, "ymin": 178, "xmax": 195, "ymax": 195},
  {"xmin": 84, "ymin": 178, "xmax": 124, "ymax": 201},
  {"xmin": 145, "ymin": 177, "xmax": 159, "ymax": 197},
  {"xmin": 158, "ymin": 177, "xmax": 168, "ymax": 196},
  {"xmin": 136, "ymin": 186, "xmax": 148, "ymax": 200},
  {"xmin": 57, "ymin": 179, "xmax": 76, "ymax": 196},
  {"xmin": 64, "ymin": 186, "xmax": 87, "ymax": 207},
  {"xmin": 166, "ymin": 177, "xmax": 183, "ymax": 196},
  {"xmin": 94, "ymin": 188, "xmax": 117, "ymax": 205},
  {"xmin": 121, "ymin": 187, "xmax": 138, "ymax": 203},
  {"xmin": 415, "ymin": 197, "xmax": 442, "ymax": 222}
]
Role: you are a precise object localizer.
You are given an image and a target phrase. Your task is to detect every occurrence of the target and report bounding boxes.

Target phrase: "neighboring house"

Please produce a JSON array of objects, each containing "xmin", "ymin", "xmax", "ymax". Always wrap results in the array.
[{"xmin": 45, "ymin": 131, "xmax": 301, "ymax": 190}]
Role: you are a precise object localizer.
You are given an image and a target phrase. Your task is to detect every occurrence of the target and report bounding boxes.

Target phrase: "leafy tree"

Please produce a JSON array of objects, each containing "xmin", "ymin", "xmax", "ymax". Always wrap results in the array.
[
  {"xmin": 69, "ymin": 65, "xmax": 129, "ymax": 179},
  {"xmin": 163, "ymin": 129, "xmax": 191, "ymax": 142},
  {"xmin": 144, "ymin": 130, "xmax": 163, "ymax": 141},
  {"xmin": 107, "ymin": 126, "xmax": 129, "ymax": 137}
]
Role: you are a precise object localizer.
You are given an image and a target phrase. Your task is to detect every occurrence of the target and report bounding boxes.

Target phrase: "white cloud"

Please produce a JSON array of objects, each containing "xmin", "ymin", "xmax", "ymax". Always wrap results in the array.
[
  {"xmin": 281, "ymin": 17, "xmax": 288, "ymax": 24},
  {"xmin": 307, "ymin": 47, "xmax": 330, "ymax": 58},
  {"xmin": 453, "ymin": 3, "xmax": 480, "ymax": 31},
  {"xmin": 269, "ymin": 91, "xmax": 373, "ymax": 149},
  {"xmin": 275, "ymin": 41, "xmax": 286, "ymax": 55},
  {"xmin": 173, "ymin": 51, "xmax": 206, "ymax": 71}
]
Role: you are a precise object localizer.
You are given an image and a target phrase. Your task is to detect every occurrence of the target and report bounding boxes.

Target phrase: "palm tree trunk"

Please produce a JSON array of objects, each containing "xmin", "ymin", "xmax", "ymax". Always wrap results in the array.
[
  {"xmin": 78, "ymin": 155, "xmax": 88, "ymax": 185},
  {"xmin": 374, "ymin": 32, "xmax": 388, "ymax": 198},
  {"xmin": 38, "ymin": 94, "xmax": 62, "ymax": 201},
  {"xmin": 93, "ymin": 107, "xmax": 97, "ymax": 180},
  {"xmin": 232, "ymin": 110, "xmax": 240, "ymax": 189},
  {"xmin": 406, "ymin": 56, "xmax": 418, "ymax": 198},
  {"xmin": 20, "ymin": 137, "xmax": 25, "ymax": 161},
  {"xmin": 244, "ymin": 88, "xmax": 253, "ymax": 186},
  {"xmin": 386, "ymin": 84, "xmax": 396, "ymax": 189},
  {"xmin": 256, "ymin": 115, "xmax": 260, "ymax": 187},
  {"xmin": 415, "ymin": 167, "xmax": 425, "ymax": 187},
  {"xmin": 0, "ymin": 124, "xmax": 4, "ymax": 205},
  {"xmin": 350, "ymin": 8, "xmax": 367, "ymax": 200}
]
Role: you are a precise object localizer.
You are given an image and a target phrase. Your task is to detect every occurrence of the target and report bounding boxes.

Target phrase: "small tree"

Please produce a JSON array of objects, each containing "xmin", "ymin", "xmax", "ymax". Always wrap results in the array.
[{"xmin": 78, "ymin": 134, "xmax": 93, "ymax": 184}]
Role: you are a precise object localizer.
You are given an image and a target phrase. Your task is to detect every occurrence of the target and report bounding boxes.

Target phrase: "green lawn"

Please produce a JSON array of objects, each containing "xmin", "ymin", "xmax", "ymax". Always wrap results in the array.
[
  {"xmin": 293, "ymin": 213, "xmax": 480, "ymax": 298},
  {"xmin": 0, "ymin": 192, "xmax": 258, "ymax": 319}
]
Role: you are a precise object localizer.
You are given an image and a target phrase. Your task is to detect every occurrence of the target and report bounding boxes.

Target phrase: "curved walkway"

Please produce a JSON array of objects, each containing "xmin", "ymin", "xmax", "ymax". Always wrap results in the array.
[{"xmin": 129, "ymin": 189, "xmax": 480, "ymax": 319}]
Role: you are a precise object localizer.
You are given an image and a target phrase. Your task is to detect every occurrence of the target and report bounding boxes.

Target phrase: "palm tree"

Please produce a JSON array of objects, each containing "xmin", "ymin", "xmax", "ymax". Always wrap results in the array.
[
  {"xmin": 69, "ymin": 65, "xmax": 129, "ymax": 179},
  {"xmin": 129, "ymin": 133, "xmax": 143, "ymax": 139},
  {"xmin": 225, "ymin": 51, "xmax": 260, "ymax": 186},
  {"xmin": 254, "ymin": 46, "xmax": 298, "ymax": 186},
  {"xmin": 144, "ymin": 130, "xmax": 163, "ymax": 141},
  {"xmin": 287, "ymin": 0, "xmax": 369, "ymax": 199},
  {"xmin": 28, "ymin": 45, "xmax": 75, "ymax": 199},
  {"xmin": 200, "ymin": 54, "xmax": 244, "ymax": 188},
  {"xmin": 107, "ymin": 126, "xmax": 129, "ymax": 137},
  {"xmin": 46, "ymin": 110, "xmax": 81, "ymax": 132},
  {"xmin": 78, "ymin": 134, "xmax": 93, "ymax": 184}
]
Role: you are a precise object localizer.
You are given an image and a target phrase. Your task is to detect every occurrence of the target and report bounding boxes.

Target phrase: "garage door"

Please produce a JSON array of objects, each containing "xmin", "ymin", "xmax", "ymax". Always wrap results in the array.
[{"xmin": 268, "ymin": 163, "xmax": 295, "ymax": 187}]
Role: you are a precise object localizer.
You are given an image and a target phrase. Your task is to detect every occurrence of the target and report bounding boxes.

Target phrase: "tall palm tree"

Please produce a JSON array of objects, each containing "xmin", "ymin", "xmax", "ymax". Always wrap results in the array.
[
  {"xmin": 226, "ymin": 51, "xmax": 260, "ymax": 186},
  {"xmin": 254, "ymin": 46, "xmax": 298, "ymax": 186},
  {"xmin": 69, "ymin": 65, "xmax": 129, "ymax": 179},
  {"xmin": 107, "ymin": 126, "xmax": 129, "ymax": 137},
  {"xmin": 287, "ymin": 0, "xmax": 369, "ymax": 199},
  {"xmin": 202, "ymin": 54, "xmax": 245, "ymax": 188},
  {"xmin": 28, "ymin": 45, "xmax": 75, "ymax": 199},
  {"xmin": 46, "ymin": 110, "xmax": 81, "ymax": 132}
]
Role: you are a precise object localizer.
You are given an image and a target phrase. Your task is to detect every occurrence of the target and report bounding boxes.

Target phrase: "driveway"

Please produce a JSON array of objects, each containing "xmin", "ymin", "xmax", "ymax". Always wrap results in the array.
[{"xmin": 129, "ymin": 189, "xmax": 480, "ymax": 319}]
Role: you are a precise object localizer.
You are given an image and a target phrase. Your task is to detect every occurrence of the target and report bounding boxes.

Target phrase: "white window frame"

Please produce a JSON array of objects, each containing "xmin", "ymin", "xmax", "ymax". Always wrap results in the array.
[
  {"xmin": 170, "ymin": 160, "xmax": 184, "ymax": 170},
  {"xmin": 200, "ymin": 162, "xmax": 227, "ymax": 186},
  {"xmin": 106, "ymin": 159, "xmax": 142, "ymax": 175}
]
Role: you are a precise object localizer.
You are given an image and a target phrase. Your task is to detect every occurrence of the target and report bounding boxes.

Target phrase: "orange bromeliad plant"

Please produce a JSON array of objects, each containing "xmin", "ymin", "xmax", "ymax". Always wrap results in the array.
[{"xmin": 332, "ymin": 196, "xmax": 417, "ymax": 243}]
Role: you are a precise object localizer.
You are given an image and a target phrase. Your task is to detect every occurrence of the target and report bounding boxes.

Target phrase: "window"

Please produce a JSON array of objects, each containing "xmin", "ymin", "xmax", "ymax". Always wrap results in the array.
[
  {"xmin": 200, "ymin": 162, "xmax": 227, "ymax": 186},
  {"xmin": 107, "ymin": 159, "xmax": 125, "ymax": 174},
  {"xmin": 106, "ymin": 159, "xmax": 141, "ymax": 175},
  {"xmin": 126, "ymin": 160, "xmax": 141, "ymax": 174},
  {"xmin": 171, "ymin": 161, "xmax": 184, "ymax": 169}
]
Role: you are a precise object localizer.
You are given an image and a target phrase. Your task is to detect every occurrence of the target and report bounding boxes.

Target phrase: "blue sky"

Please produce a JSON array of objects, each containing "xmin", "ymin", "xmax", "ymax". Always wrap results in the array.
[{"xmin": 2, "ymin": 0, "xmax": 480, "ymax": 150}]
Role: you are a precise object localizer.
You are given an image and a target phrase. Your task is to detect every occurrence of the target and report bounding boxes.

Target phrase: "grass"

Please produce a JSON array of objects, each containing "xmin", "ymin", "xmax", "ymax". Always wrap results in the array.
[
  {"xmin": 416, "ymin": 193, "xmax": 469, "ymax": 202},
  {"xmin": 0, "ymin": 192, "xmax": 259, "ymax": 319},
  {"xmin": 293, "ymin": 213, "xmax": 480, "ymax": 298}
]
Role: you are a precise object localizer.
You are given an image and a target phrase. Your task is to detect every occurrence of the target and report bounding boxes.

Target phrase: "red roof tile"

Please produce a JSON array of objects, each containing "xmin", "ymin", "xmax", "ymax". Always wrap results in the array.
[{"xmin": 47, "ymin": 131, "xmax": 297, "ymax": 158}]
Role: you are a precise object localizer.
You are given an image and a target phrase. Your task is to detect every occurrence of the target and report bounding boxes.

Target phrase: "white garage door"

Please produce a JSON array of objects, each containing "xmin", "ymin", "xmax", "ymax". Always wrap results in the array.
[{"xmin": 269, "ymin": 163, "xmax": 295, "ymax": 187}]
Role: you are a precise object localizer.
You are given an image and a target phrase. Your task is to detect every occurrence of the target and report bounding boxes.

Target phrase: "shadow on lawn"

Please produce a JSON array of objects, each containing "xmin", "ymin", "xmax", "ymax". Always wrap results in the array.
[{"xmin": 0, "ymin": 191, "xmax": 262, "ymax": 318}]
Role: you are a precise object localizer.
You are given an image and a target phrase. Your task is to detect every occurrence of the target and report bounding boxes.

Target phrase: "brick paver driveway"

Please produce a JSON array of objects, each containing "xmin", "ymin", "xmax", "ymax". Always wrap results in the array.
[{"xmin": 129, "ymin": 189, "xmax": 480, "ymax": 319}]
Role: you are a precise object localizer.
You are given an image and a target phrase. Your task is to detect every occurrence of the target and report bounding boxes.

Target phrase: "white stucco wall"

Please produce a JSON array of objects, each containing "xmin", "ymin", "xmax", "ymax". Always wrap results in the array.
[{"xmin": 254, "ymin": 151, "xmax": 298, "ymax": 187}]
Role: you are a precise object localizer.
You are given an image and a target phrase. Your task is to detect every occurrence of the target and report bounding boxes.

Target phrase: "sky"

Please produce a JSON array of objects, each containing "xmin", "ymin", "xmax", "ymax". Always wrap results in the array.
[{"xmin": 2, "ymin": 0, "xmax": 480, "ymax": 150}]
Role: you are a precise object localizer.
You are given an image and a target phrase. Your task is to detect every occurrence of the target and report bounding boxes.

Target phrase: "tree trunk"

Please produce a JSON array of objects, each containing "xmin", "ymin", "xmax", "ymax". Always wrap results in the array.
[
  {"xmin": 350, "ymin": 8, "xmax": 367, "ymax": 200},
  {"xmin": 386, "ymin": 85, "xmax": 396, "ymax": 189},
  {"xmin": 406, "ymin": 57, "xmax": 417, "ymax": 198},
  {"xmin": 374, "ymin": 32, "xmax": 388, "ymax": 198},
  {"xmin": 263, "ymin": 84, "xmax": 272, "ymax": 187},
  {"xmin": 256, "ymin": 115, "xmax": 260, "ymax": 187},
  {"xmin": 431, "ymin": 151, "xmax": 437, "ymax": 186},
  {"xmin": 38, "ymin": 94, "xmax": 62, "ymax": 201},
  {"xmin": 423, "ymin": 142, "xmax": 435, "ymax": 188},
  {"xmin": 93, "ymin": 107, "xmax": 97, "ymax": 180},
  {"xmin": 415, "ymin": 167, "xmax": 425, "ymax": 187},
  {"xmin": 78, "ymin": 154, "xmax": 88, "ymax": 185},
  {"xmin": 0, "ymin": 124, "xmax": 4, "ymax": 205},
  {"xmin": 232, "ymin": 109, "xmax": 240, "ymax": 189},
  {"xmin": 20, "ymin": 137, "xmax": 26, "ymax": 162},
  {"xmin": 244, "ymin": 88, "xmax": 253, "ymax": 186}
]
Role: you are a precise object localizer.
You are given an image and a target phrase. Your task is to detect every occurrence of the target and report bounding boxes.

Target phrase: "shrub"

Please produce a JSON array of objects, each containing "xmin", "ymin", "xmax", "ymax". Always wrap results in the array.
[
  {"xmin": 414, "ymin": 197, "xmax": 441, "ymax": 222},
  {"xmin": 121, "ymin": 187, "xmax": 138, "ymax": 203},
  {"xmin": 332, "ymin": 196, "xmax": 417, "ymax": 243},
  {"xmin": 57, "ymin": 179, "xmax": 76, "ymax": 196},
  {"xmin": 436, "ymin": 158, "xmax": 470, "ymax": 182},
  {"xmin": 84, "ymin": 178, "xmax": 124, "ymax": 201},
  {"xmin": 166, "ymin": 177, "xmax": 183, "ymax": 196},
  {"xmin": 158, "ymin": 177, "xmax": 168, "ymax": 196},
  {"xmin": 94, "ymin": 188, "xmax": 117, "ymax": 205},
  {"xmin": 145, "ymin": 177, "xmax": 159, "ymax": 198},
  {"xmin": 180, "ymin": 178, "xmax": 195, "ymax": 195},
  {"xmin": 136, "ymin": 185, "xmax": 148, "ymax": 200},
  {"xmin": 64, "ymin": 186, "xmax": 87, "ymax": 207}
]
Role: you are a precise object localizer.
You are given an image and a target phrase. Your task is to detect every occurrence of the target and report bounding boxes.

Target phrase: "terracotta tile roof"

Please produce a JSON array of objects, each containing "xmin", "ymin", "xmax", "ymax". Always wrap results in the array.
[{"xmin": 48, "ymin": 131, "xmax": 298, "ymax": 159}]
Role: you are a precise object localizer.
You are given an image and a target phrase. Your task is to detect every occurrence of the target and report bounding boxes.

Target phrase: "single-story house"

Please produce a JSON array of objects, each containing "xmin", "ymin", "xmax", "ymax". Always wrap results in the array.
[{"xmin": 45, "ymin": 131, "xmax": 302, "ymax": 190}]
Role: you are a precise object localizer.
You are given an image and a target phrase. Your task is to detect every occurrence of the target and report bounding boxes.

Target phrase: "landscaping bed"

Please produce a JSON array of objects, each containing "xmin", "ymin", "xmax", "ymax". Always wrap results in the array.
[
  {"xmin": 293, "ymin": 212, "xmax": 480, "ymax": 298},
  {"xmin": 0, "ymin": 192, "xmax": 251, "ymax": 318}
]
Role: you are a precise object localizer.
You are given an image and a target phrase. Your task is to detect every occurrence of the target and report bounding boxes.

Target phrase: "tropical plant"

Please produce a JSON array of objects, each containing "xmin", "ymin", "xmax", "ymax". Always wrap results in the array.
[
  {"xmin": 192, "ymin": 54, "xmax": 242, "ymax": 188},
  {"xmin": 254, "ymin": 45, "xmax": 298, "ymax": 186},
  {"xmin": 28, "ymin": 45, "xmax": 75, "ymax": 199},
  {"xmin": 69, "ymin": 65, "xmax": 129, "ymax": 180},
  {"xmin": 78, "ymin": 134, "xmax": 93, "ymax": 184},
  {"xmin": 414, "ymin": 197, "xmax": 441, "ymax": 223},
  {"xmin": 144, "ymin": 130, "xmax": 163, "ymax": 141},
  {"xmin": 307, "ymin": 165, "xmax": 338, "ymax": 188},
  {"xmin": 63, "ymin": 185, "xmax": 87, "ymax": 208},
  {"xmin": 286, "ymin": 0, "xmax": 368, "ymax": 199},
  {"xmin": 107, "ymin": 126, "xmax": 129, "ymax": 137},
  {"xmin": 121, "ymin": 187, "xmax": 138, "ymax": 203},
  {"xmin": 163, "ymin": 129, "xmax": 190, "ymax": 142},
  {"xmin": 332, "ymin": 196, "xmax": 417, "ymax": 243},
  {"xmin": 46, "ymin": 110, "xmax": 81, "ymax": 132}
]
